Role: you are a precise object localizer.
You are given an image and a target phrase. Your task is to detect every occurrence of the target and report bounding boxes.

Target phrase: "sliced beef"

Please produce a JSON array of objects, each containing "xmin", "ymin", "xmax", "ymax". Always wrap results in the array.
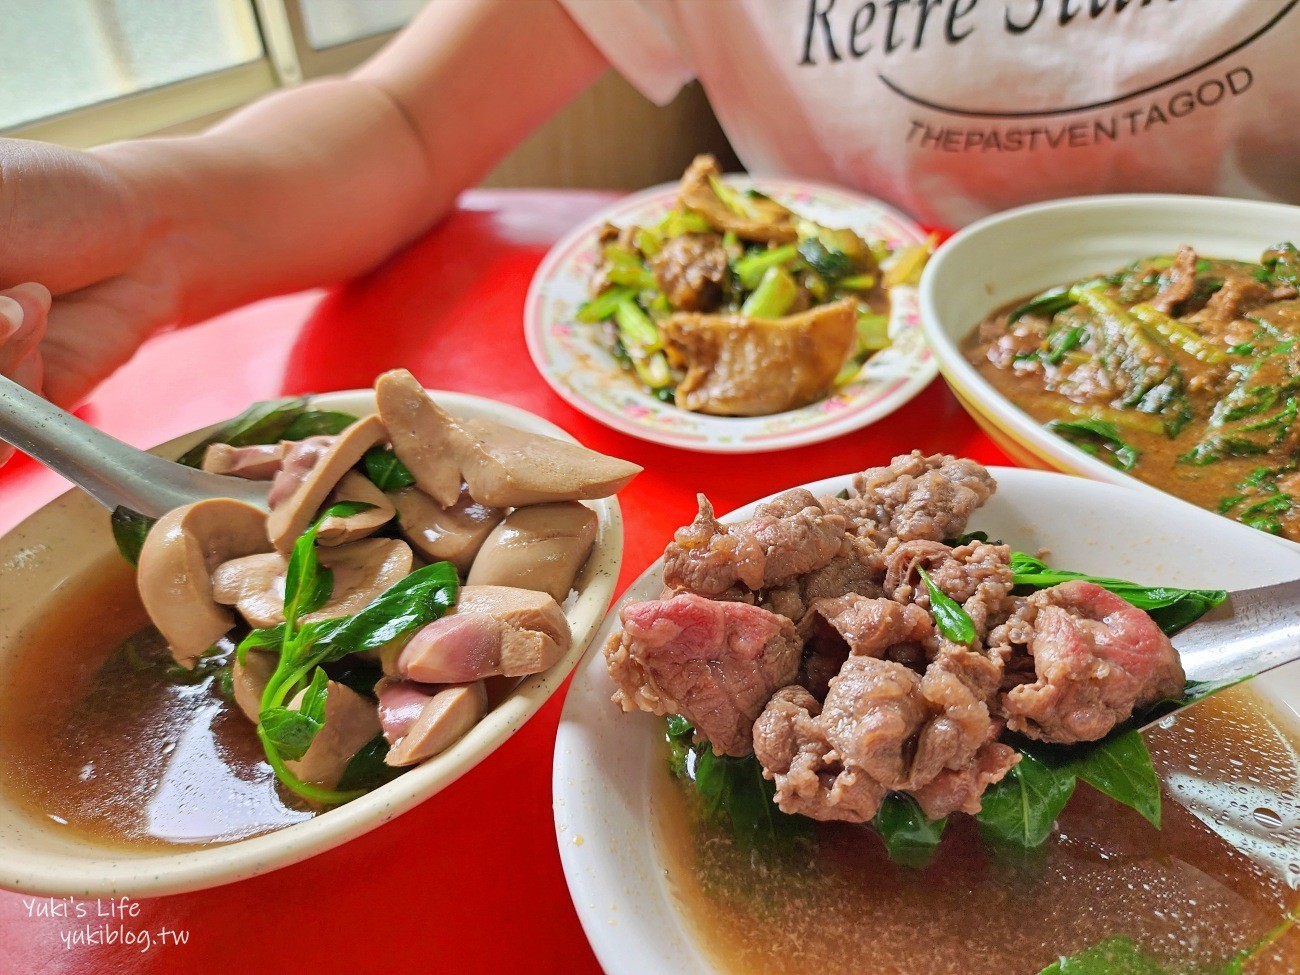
[
  {"xmin": 760, "ymin": 534, "xmax": 886, "ymax": 624},
  {"xmin": 753, "ymin": 639, "xmax": 1012, "ymax": 823},
  {"xmin": 832, "ymin": 452, "xmax": 996, "ymax": 544},
  {"xmin": 605, "ymin": 593, "xmax": 800, "ymax": 757},
  {"xmin": 1199, "ymin": 275, "xmax": 1274, "ymax": 324},
  {"xmin": 910, "ymin": 735, "xmax": 1021, "ymax": 820},
  {"xmin": 1150, "ymin": 244, "xmax": 1199, "ymax": 315},
  {"xmin": 662, "ymin": 491, "xmax": 845, "ymax": 597},
  {"xmin": 883, "ymin": 537, "xmax": 1014, "ymax": 638},
  {"xmin": 797, "ymin": 594, "xmax": 933, "ymax": 696},
  {"xmin": 998, "ymin": 581, "xmax": 1185, "ymax": 744},
  {"xmin": 650, "ymin": 232, "xmax": 729, "ymax": 312},
  {"xmin": 752, "ymin": 684, "xmax": 888, "ymax": 822}
]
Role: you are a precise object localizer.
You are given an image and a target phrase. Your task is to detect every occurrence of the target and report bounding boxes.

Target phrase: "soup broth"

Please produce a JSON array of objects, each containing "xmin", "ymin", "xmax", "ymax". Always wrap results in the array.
[
  {"xmin": 0, "ymin": 562, "xmax": 311, "ymax": 849},
  {"xmin": 657, "ymin": 687, "xmax": 1300, "ymax": 975}
]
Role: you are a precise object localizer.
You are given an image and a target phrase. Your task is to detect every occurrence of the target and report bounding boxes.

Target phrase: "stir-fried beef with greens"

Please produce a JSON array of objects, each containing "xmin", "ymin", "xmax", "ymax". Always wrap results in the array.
[
  {"xmin": 966, "ymin": 244, "xmax": 1300, "ymax": 540},
  {"xmin": 603, "ymin": 453, "xmax": 1227, "ymax": 864},
  {"xmin": 580, "ymin": 155, "xmax": 929, "ymax": 416},
  {"xmin": 119, "ymin": 369, "xmax": 639, "ymax": 807}
]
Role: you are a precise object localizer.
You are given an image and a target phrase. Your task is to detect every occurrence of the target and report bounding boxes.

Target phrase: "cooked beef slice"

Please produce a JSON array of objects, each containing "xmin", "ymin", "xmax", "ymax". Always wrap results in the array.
[
  {"xmin": 1150, "ymin": 244, "xmax": 1199, "ymax": 315},
  {"xmin": 650, "ymin": 232, "xmax": 729, "ymax": 312},
  {"xmin": 604, "ymin": 593, "xmax": 801, "ymax": 757},
  {"xmin": 752, "ymin": 684, "xmax": 888, "ymax": 822},
  {"xmin": 662, "ymin": 491, "xmax": 845, "ymax": 596},
  {"xmin": 830, "ymin": 452, "xmax": 996, "ymax": 544},
  {"xmin": 883, "ymin": 538, "xmax": 1014, "ymax": 638},
  {"xmin": 1199, "ymin": 274, "xmax": 1274, "ymax": 324},
  {"xmin": 996, "ymin": 581, "xmax": 1186, "ymax": 744},
  {"xmin": 760, "ymin": 534, "xmax": 886, "ymax": 624},
  {"xmin": 796, "ymin": 594, "xmax": 933, "ymax": 697},
  {"xmin": 753, "ymin": 644, "xmax": 1013, "ymax": 823}
]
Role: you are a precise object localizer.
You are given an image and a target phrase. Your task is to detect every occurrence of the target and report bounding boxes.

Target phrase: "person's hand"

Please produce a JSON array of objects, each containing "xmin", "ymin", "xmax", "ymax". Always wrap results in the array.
[
  {"xmin": 0, "ymin": 138, "xmax": 182, "ymax": 466},
  {"xmin": 0, "ymin": 282, "xmax": 51, "ymax": 467}
]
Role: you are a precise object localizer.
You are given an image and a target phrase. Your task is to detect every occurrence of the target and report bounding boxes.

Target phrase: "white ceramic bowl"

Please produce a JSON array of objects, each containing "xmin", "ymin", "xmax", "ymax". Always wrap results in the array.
[
  {"xmin": 553, "ymin": 466, "xmax": 1300, "ymax": 975},
  {"xmin": 0, "ymin": 389, "xmax": 623, "ymax": 897},
  {"xmin": 918, "ymin": 193, "xmax": 1300, "ymax": 546}
]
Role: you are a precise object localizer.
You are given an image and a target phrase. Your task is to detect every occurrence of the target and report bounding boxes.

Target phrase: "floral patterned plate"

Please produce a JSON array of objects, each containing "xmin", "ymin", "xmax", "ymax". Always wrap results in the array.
[{"xmin": 524, "ymin": 176, "xmax": 938, "ymax": 454}]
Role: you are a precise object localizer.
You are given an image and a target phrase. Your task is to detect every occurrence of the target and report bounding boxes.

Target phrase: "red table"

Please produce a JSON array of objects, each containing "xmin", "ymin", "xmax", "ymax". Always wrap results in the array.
[{"xmin": 0, "ymin": 190, "xmax": 1009, "ymax": 975}]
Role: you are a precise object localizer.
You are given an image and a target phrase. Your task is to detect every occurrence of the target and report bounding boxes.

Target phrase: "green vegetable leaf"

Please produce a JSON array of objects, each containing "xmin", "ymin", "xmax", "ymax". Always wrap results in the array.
[
  {"xmin": 337, "ymin": 733, "xmax": 404, "ymax": 792},
  {"xmin": 283, "ymin": 500, "xmax": 375, "ymax": 631},
  {"xmin": 317, "ymin": 561, "xmax": 459, "ymax": 658},
  {"xmin": 797, "ymin": 238, "xmax": 852, "ymax": 280},
  {"xmin": 297, "ymin": 667, "xmax": 331, "ymax": 725},
  {"xmin": 1046, "ymin": 418, "xmax": 1140, "ymax": 472},
  {"xmin": 281, "ymin": 410, "xmax": 359, "ymax": 439},
  {"xmin": 917, "ymin": 566, "xmax": 976, "ymax": 644},
  {"xmin": 873, "ymin": 793, "xmax": 946, "ymax": 868},
  {"xmin": 665, "ymin": 714, "xmax": 695, "ymax": 778},
  {"xmin": 1068, "ymin": 731, "xmax": 1162, "ymax": 828},
  {"xmin": 694, "ymin": 745, "xmax": 813, "ymax": 854},
  {"xmin": 1008, "ymin": 285, "xmax": 1076, "ymax": 324},
  {"xmin": 1036, "ymin": 935, "xmax": 1168, "ymax": 975},
  {"xmin": 259, "ymin": 705, "xmax": 324, "ymax": 762},
  {"xmin": 236, "ymin": 624, "xmax": 287, "ymax": 665},
  {"xmin": 110, "ymin": 506, "xmax": 156, "ymax": 566},
  {"xmin": 1008, "ymin": 552, "xmax": 1226, "ymax": 636},
  {"xmin": 362, "ymin": 446, "xmax": 416, "ymax": 491},
  {"xmin": 175, "ymin": 396, "xmax": 310, "ymax": 468},
  {"xmin": 976, "ymin": 751, "xmax": 1076, "ymax": 849}
]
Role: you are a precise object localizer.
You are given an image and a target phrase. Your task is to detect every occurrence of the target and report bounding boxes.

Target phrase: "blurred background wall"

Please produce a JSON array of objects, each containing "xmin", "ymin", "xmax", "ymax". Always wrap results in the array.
[{"xmin": 0, "ymin": 0, "xmax": 738, "ymax": 188}]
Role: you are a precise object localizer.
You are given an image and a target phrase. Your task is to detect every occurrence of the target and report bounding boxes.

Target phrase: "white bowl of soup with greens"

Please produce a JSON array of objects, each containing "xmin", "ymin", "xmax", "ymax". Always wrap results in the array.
[
  {"xmin": 0, "ymin": 372, "xmax": 633, "ymax": 896},
  {"xmin": 555, "ymin": 458, "xmax": 1300, "ymax": 975},
  {"xmin": 919, "ymin": 194, "xmax": 1300, "ymax": 546}
]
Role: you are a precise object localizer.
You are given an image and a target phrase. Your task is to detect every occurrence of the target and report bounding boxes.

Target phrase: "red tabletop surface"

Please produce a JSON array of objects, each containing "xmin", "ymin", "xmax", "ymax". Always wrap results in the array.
[{"xmin": 0, "ymin": 190, "xmax": 1010, "ymax": 975}]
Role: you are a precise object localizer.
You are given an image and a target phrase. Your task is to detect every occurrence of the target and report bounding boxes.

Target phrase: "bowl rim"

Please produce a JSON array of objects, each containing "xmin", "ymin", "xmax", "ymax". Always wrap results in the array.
[
  {"xmin": 0, "ymin": 387, "xmax": 624, "ymax": 897},
  {"xmin": 917, "ymin": 191, "xmax": 1300, "ymax": 549}
]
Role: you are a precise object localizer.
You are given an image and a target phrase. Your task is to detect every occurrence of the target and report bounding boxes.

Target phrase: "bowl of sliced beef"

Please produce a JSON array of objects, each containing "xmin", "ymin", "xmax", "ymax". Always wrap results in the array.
[{"xmin": 553, "ymin": 451, "xmax": 1300, "ymax": 975}]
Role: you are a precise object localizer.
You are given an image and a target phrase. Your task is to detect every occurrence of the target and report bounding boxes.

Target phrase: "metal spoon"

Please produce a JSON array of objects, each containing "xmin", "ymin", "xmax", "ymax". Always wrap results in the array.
[
  {"xmin": 1171, "ymin": 578, "xmax": 1300, "ymax": 687},
  {"xmin": 0, "ymin": 373, "xmax": 270, "ymax": 518}
]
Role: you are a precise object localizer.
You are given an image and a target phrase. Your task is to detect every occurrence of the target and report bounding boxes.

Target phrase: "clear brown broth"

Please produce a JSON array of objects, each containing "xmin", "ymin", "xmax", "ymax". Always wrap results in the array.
[
  {"xmin": 656, "ymin": 688, "xmax": 1300, "ymax": 975},
  {"xmin": 0, "ymin": 562, "xmax": 312, "ymax": 849}
]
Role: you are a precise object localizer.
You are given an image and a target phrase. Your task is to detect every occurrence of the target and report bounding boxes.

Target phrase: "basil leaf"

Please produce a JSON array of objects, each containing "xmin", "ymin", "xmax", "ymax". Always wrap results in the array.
[
  {"xmin": 337, "ymin": 733, "xmax": 404, "ymax": 792},
  {"xmin": 665, "ymin": 714, "xmax": 695, "ymax": 778},
  {"xmin": 260, "ymin": 706, "xmax": 323, "ymax": 762},
  {"xmin": 318, "ymin": 561, "xmax": 459, "ymax": 657},
  {"xmin": 175, "ymin": 396, "xmax": 310, "ymax": 468},
  {"xmin": 917, "ymin": 566, "xmax": 976, "ymax": 644},
  {"xmin": 281, "ymin": 410, "xmax": 359, "ymax": 440},
  {"xmin": 1037, "ymin": 935, "xmax": 1167, "ymax": 975},
  {"xmin": 873, "ymin": 793, "xmax": 946, "ymax": 868},
  {"xmin": 976, "ymin": 751, "xmax": 1076, "ymax": 849},
  {"xmin": 694, "ymin": 746, "xmax": 814, "ymax": 855},
  {"xmin": 110, "ymin": 506, "xmax": 156, "ymax": 566},
  {"xmin": 1009, "ymin": 552, "xmax": 1226, "ymax": 636},
  {"xmin": 297, "ymin": 667, "xmax": 331, "ymax": 726},
  {"xmin": 236, "ymin": 624, "xmax": 287, "ymax": 665},
  {"xmin": 363, "ymin": 447, "xmax": 416, "ymax": 491},
  {"xmin": 1069, "ymin": 730, "xmax": 1162, "ymax": 829},
  {"xmin": 283, "ymin": 501, "xmax": 375, "ymax": 629}
]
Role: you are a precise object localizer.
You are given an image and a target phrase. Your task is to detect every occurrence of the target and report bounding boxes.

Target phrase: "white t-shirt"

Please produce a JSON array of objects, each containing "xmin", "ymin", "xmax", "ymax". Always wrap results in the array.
[{"xmin": 558, "ymin": 0, "xmax": 1300, "ymax": 226}]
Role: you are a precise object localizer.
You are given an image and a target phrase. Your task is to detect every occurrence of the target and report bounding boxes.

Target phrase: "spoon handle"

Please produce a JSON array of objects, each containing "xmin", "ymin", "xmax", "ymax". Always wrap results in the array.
[
  {"xmin": 0, "ymin": 374, "xmax": 267, "ymax": 518},
  {"xmin": 1172, "ymin": 576, "xmax": 1300, "ymax": 685}
]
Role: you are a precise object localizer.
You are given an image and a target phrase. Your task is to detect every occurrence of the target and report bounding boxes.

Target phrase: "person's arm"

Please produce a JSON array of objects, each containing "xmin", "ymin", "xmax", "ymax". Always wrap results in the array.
[{"xmin": 0, "ymin": 0, "xmax": 607, "ymax": 413}]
